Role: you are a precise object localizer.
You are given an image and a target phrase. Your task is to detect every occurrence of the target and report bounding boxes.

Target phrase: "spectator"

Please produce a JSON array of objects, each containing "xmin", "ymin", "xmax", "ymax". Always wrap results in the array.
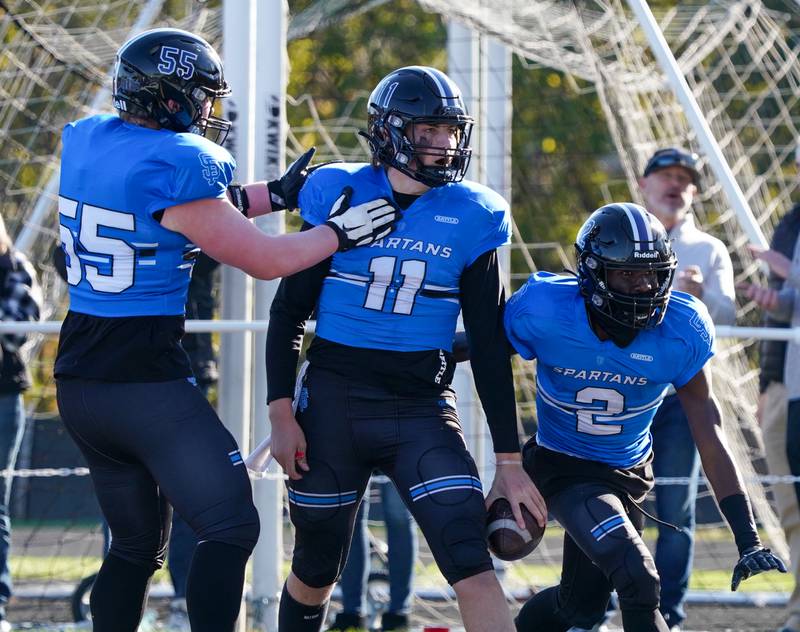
[
  {"xmin": 0, "ymin": 215, "xmax": 41, "ymax": 632},
  {"xmin": 577, "ymin": 148, "xmax": 738, "ymax": 632},
  {"xmin": 638, "ymin": 147, "xmax": 736, "ymax": 631},
  {"xmin": 740, "ymin": 146, "xmax": 800, "ymax": 632},
  {"xmin": 328, "ymin": 477, "xmax": 417, "ymax": 632}
]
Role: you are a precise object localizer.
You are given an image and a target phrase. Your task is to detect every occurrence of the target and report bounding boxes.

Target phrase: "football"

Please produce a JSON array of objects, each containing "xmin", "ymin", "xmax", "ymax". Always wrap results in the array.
[{"xmin": 486, "ymin": 497, "xmax": 545, "ymax": 561}]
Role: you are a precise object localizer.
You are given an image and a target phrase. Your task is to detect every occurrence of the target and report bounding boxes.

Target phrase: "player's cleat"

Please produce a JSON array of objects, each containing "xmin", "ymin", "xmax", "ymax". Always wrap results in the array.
[
  {"xmin": 381, "ymin": 611, "xmax": 409, "ymax": 631},
  {"xmin": 327, "ymin": 611, "xmax": 368, "ymax": 632},
  {"xmin": 486, "ymin": 497, "xmax": 544, "ymax": 561}
]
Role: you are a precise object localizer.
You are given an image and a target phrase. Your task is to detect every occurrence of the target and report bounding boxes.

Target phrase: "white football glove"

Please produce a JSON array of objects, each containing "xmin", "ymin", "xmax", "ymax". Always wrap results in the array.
[{"xmin": 324, "ymin": 186, "xmax": 400, "ymax": 251}]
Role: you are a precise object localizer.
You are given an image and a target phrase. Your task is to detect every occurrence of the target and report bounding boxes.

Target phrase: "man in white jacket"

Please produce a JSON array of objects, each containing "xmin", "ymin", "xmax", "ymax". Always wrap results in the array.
[{"xmin": 637, "ymin": 147, "xmax": 736, "ymax": 631}]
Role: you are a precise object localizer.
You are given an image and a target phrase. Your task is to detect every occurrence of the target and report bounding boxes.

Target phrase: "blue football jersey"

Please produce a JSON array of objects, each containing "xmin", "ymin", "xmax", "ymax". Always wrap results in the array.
[
  {"xmin": 504, "ymin": 272, "xmax": 715, "ymax": 467},
  {"xmin": 58, "ymin": 114, "xmax": 235, "ymax": 317},
  {"xmin": 299, "ymin": 163, "xmax": 511, "ymax": 351}
]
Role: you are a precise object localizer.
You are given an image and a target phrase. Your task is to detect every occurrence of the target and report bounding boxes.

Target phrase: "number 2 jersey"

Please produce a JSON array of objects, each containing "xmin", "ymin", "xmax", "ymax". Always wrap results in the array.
[
  {"xmin": 55, "ymin": 114, "xmax": 235, "ymax": 381},
  {"xmin": 504, "ymin": 272, "xmax": 715, "ymax": 468}
]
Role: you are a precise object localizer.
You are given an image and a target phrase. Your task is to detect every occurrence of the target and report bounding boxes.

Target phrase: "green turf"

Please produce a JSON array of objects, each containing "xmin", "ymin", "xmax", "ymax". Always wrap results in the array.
[{"xmin": 11, "ymin": 525, "xmax": 791, "ymax": 594}]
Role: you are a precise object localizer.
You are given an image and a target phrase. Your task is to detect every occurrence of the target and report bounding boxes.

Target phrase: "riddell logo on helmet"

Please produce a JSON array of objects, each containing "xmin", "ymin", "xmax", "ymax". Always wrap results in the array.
[{"xmin": 633, "ymin": 251, "xmax": 658, "ymax": 259}]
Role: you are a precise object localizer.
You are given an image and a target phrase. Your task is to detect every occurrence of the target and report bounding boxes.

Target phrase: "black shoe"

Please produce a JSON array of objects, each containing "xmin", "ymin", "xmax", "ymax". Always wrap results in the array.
[
  {"xmin": 381, "ymin": 612, "xmax": 409, "ymax": 631},
  {"xmin": 327, "ymin": 611, "xmax": 368, "ymax": 632}
]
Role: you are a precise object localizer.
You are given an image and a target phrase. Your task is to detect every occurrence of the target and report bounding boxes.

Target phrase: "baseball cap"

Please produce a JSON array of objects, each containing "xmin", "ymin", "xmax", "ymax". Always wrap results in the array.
[{"xmin": 643, "ymin": 147, "xmax": 701, "ymax": 186}]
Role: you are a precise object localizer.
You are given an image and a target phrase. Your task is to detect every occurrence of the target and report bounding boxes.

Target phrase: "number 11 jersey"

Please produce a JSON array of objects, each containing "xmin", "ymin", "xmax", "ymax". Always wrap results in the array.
[{"xmin": 299, "ymin": 163, "xmax": 511, "ymax": 352}]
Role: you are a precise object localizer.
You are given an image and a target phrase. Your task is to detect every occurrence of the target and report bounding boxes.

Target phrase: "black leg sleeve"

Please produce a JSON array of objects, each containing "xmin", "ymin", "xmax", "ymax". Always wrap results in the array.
[
  {"xmin": 186, "ymin": 541, "xmax": 250, "ymax": 632},
  {"xmin": 90, "ymin": 552, "xmax": 152, "ymax": 632}
]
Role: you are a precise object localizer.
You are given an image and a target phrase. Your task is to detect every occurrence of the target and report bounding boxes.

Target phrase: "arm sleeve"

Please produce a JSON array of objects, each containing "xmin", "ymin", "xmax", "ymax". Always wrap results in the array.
[
  {"xmin": 460, "ymin": 249, "xmax": 520, "ymax": 453},
  {"xmin": 266, "ymin": 222, "xmax": 331, "ymax": 403},
  {"xmin": 702, "ymin": 245, "xmax": 736, "ymax": 326}
]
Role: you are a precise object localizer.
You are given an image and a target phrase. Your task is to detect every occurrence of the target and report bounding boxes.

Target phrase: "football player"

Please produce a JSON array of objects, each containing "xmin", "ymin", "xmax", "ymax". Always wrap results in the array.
[
  {"xmin": 55, "ymin": 28, "xmax": 399, "ymax": 632},
  {"xmin": 266, "ymin": 66, "xmax": 545, "ymax": 632},
  {"xmin": 507, "ymin": 203, "xmax": 785, "ymax": 631}
]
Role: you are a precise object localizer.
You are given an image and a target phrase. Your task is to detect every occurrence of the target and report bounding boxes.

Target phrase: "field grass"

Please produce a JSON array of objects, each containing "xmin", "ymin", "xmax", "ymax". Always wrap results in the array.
[{"xmin": 11, "ymin": 555, "xmax": 792, "ymax": 594}]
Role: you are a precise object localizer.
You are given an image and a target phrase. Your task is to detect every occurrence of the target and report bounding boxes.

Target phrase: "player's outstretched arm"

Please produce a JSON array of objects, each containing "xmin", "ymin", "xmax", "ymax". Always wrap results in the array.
[
  {"xmin": 160, "ymin": 185, "xmax": 400, "ymax": 280},
  {"xmin": 677, "ymin": 365, "xmax": 745, "ymax": 500},
  {"xmin": 677, "ymin": 365, "xmax": 787, "ymax": 589}
]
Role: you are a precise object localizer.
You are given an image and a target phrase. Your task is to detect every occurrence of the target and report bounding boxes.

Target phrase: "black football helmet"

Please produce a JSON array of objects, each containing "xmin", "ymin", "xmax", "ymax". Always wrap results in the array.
[
  {"xmin": 112, "ymin": 28, "xmax": 231, "ymax": 144},
  {"xmin": 364, "ymin": 66, "xmax": 473, "ymax": 187},
  {"xmin": 575, "ymin": 203, "xmax": 677, "ymax": 330}
]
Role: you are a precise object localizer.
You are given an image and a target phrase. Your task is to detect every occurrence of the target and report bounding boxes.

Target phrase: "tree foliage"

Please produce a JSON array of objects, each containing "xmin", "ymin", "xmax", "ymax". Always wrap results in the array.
[{"xmin": 287, "ymin": 0, "xmax": 621, "ymax": 273}]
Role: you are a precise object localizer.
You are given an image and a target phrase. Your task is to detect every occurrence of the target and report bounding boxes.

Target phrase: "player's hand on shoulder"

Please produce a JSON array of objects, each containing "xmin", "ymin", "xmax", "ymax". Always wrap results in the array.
[
  {"xmin": 324, "ymin": 185, "xmax": 400, "ymax": 252},
  {"xmin": 268, "ymin": 399, "xmax": 309, "ymax": 480},
  {"xmin": 266, "ymin": 146, "xmax": 317, "ymax": 213},
  {"xmin": 730, "ymin": 546, "xmax": 786, "ymax": 591},
  {"xmin": 486, "ymin": 456, "xmax": 547, "ymax": 530}
]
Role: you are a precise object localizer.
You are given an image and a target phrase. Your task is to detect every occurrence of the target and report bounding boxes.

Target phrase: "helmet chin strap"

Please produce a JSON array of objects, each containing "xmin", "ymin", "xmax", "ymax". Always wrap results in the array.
[{"xmin": 586, "ymin": 304, "xmax": 640, "ymax": 348}]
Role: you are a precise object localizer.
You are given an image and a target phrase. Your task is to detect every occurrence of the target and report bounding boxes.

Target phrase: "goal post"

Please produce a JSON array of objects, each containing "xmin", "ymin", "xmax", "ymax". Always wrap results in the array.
[
  {"xmin": 625, "ymin": 0, "xmax": 768, "ymax": 249},
  {"xmin": 251, "ymin": 1, "xmax": 290, "ymax": 629}
]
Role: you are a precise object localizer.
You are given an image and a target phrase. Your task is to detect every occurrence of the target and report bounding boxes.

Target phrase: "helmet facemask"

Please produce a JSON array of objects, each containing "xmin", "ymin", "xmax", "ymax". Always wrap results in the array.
[
  {"xmin": 579, "ymin": 253, "xmax": 676, "ymax": 330},
  {"xmin": 174, "ymin": 86, "xmax": 231, "ymax": 145},
  {"xmin": 368, "ymin": 110, "xmax": 473, "ymax": 187},
  {"xmin": 153, "ymin": 76, "xmax": 231, "ymax": 144},
  {"xmin": 575, "ymin": 203, "xmax": 678, "ymax": 333}
]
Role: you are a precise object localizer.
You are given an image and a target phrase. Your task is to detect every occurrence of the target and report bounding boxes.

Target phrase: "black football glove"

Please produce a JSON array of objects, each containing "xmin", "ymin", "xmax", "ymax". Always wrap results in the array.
[
  {"xmin": 266, "ymin": 147, "xmax": 316, "ymax": 212},
  {"xmin": 324, "ymin": 186, "xmax": 399, "ymax": 252},
  {"xmin": 730, "ymin": 546, "xmax": 786, "ymax": 591}
]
